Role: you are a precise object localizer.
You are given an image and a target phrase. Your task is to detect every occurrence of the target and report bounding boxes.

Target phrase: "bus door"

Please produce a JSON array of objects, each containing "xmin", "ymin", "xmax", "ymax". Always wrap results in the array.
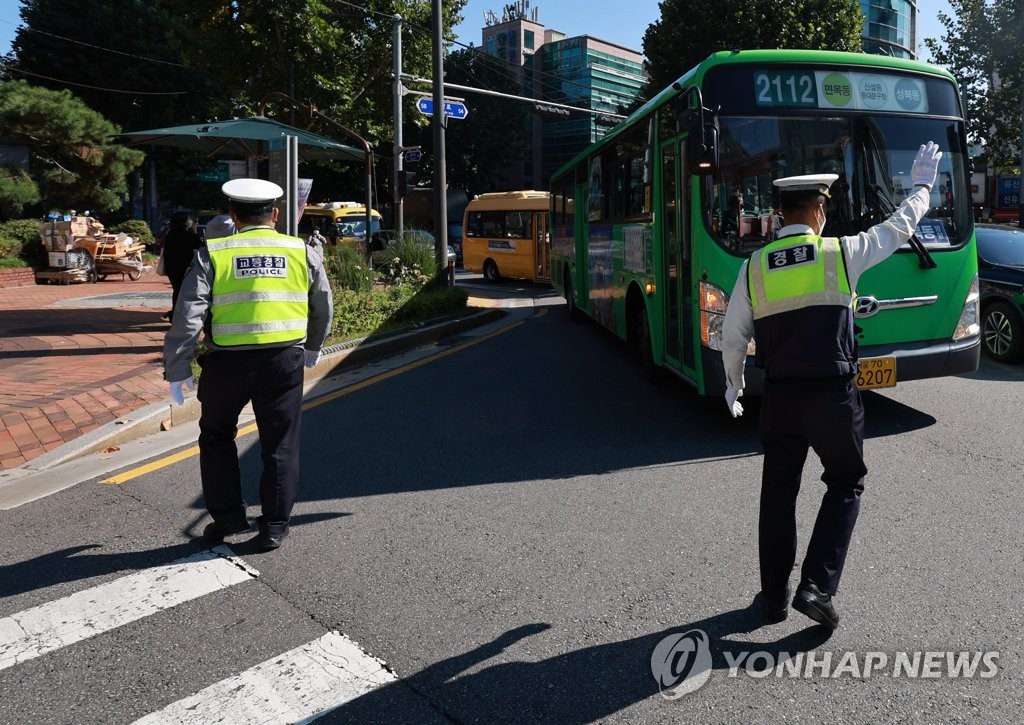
[
  {"xmin": 660, "ymin": 141, "xmax": 682, "ymax": 366},
  {"xmin": 536, "ymin": 211, "xmax": 550, "ymax": 281},
  {"xmin": 660, "ymin": 138, "xmax": 696, "ymax": 374},
  {"xmin": 677, "ymin": 140, "xmax": 695, "ymax": 371}
]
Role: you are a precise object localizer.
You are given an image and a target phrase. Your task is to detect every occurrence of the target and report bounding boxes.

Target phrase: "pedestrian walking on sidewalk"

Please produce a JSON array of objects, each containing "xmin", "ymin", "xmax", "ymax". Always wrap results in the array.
[
  {"xmin": 720, "ymin": 142, "xmax": 943, "ymax": 629},
  {"xmin": 163, "ymin": 178, "xmax": 333, "ymax": 551},
  {"xmin": 161, "ymin": 212, "xmax": 204, "ymax": 322}
]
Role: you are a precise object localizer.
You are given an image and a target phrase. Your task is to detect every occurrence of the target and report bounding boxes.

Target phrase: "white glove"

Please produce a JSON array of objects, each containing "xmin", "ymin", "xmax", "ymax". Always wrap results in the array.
[
  {"xmin": 303, "ymin": 349, "xmax": 321, "ymax": 369},
  {"xmin": 725, "ymin": 385, "xmax": 744, "ymax": 418},
  {"xmin": 169, "ymin": 377, "xmax": 196, "ymax": 406},
  {"xmin": 911, "ymin": 141, "xmax": 942, "ymax": 189}
]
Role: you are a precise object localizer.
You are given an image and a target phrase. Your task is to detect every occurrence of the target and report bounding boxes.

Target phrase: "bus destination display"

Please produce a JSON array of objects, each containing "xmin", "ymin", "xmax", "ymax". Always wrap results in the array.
[{"xmin": 754, "ymin": 69, "xmax": 930, "ymax": 113}]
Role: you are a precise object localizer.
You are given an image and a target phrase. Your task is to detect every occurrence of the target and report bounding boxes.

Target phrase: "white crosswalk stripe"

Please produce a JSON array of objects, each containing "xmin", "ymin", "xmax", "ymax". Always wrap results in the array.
[
  {"xmin": 131, "ymin": 631, "xmax": 397, "ymax": 725},
  {"xmin": 0, "ymin": 545, "xmax": 259, "ymax": 671},
  {"xmin": 0, "ymin": 546, "xmax": 400, "ymax": 723}
]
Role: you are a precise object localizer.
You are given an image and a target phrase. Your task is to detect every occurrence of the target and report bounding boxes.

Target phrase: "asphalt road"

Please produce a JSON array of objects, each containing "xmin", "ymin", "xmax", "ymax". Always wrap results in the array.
[{"xmin": 1, "ymin": 280, "xmax": 1022, "ymax": 724}]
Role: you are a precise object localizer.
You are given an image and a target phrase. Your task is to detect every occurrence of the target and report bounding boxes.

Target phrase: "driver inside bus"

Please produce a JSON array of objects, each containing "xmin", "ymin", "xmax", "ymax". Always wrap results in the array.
[{"xmin": 719, "ymin": 141, "xmax": 942, "ymax": 630}]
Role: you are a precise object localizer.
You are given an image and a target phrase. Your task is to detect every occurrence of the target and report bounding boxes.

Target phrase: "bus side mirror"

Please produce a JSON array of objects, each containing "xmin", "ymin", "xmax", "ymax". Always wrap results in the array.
[
  {"xmin": 690, "ymin": 123, "xmax": 719, "ymax": 177},
  {"xmin": 673, "ymin": 85, "xmax": 719, "ymax": 176}
]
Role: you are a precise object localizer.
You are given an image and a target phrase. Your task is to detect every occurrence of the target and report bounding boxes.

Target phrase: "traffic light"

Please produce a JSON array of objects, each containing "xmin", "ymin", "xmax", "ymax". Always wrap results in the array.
[{"xmin": 398, "ymin": 169, "xmax": 416, "ymax": 198}]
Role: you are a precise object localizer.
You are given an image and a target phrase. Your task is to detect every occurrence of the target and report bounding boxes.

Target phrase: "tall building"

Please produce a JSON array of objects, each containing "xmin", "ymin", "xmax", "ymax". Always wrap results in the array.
[
  {"xmin": 860, "ymin": 0, "xmax": 919, "ymax": 59},
  {"xmin": 478, "ymin": 1, "xmax": 646, "ymax": 190},
  {"xmin": 534, "ymin": 36, "xmax": 646, "ymax": 185}
]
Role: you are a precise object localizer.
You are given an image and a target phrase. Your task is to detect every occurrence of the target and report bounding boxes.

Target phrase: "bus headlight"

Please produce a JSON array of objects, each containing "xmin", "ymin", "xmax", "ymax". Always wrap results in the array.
[
  {"xmin": 953, "ymin": 274, "xmax": 980, "ymax": 341},
  {"xmin": 700, "ymin": 280, "xmax": 756, "ymax": 355},
  {"xmin": 700, "ymin": 281, "xmax": 728, "ymax": 349}
]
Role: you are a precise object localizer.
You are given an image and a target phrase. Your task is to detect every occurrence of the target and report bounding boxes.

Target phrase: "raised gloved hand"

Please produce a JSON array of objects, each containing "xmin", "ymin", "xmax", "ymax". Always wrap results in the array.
[
  {"xmin": 303, "ymin": 349, "xmax": 321, "ymax": 369},
  {"xmin": 725, "ymin": 385, "xmax": 744, "ymax": 418},
  {"xmin": 169, "ymin": 377, "xmax": 196, "ymax": 406},
  {"xmin": 911, "ymin": 141, "xmax": 942, "ymax": 190}
]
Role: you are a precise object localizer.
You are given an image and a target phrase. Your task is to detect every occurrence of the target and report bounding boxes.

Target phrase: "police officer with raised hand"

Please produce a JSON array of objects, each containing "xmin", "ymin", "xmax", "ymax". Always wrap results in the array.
[
  {"xmin": 164, "ymin": 178, "xmax": 333, "ymax": 552},
  {"xmin": 720, "ymin": 142, "xmax": 942, "ymax": 629}
]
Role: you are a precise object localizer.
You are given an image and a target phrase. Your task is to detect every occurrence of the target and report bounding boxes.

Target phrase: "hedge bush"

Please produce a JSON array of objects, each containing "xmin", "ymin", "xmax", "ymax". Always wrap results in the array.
[
  {"xmin": 326, "ymin": 244, "xmax": 374, "ymax": 294},
  {"xmin": 0, "ymin": 219, "xmax": 46, "ymax": 267},
  {"xmin": 329, "ymin": 281, "xmax": 468, "ymax": 343},
  {"xmin": 109, "ymin": 219, "xmax": 155, "ymax": 249}
]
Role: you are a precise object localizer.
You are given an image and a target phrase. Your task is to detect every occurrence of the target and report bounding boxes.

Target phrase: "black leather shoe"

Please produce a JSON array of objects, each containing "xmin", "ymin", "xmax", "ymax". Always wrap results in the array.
[
  {"xmin": 761, "ymin": 586, "xmax": 790, "ymax": 623},
  {"xmin": 793, "ymin": 582, "xmax": 840, "ymax": 629},
  {"xmin": 202, "ymin": 519, "xmax": 253, "ymax": 544},
  {"xmin": 255, "ymin": 529, "xmax": 288, "ymax": 551}
]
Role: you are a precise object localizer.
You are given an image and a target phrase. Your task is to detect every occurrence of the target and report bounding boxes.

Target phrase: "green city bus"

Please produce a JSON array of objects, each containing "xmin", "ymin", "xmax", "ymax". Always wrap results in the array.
[{"xmin": 549, "ymin": 49, "xmax": 981, "ymax": 396}]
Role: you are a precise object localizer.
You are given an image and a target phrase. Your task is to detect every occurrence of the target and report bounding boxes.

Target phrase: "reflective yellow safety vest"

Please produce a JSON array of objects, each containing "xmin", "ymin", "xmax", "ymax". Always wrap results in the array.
[
  {"xmin": 747, "ymin": 234, "xmax": 859, "ymax": 379},
  {"xmin": 206, "ymin": 229, "xmax": 309, "ymax": 347}
]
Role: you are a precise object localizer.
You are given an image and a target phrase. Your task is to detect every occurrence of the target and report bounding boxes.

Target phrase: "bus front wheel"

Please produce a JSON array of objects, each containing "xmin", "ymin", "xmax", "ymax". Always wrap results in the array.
[
  {"xmin": 483, "ymin": 259, "xmax": 500, "ymax": 282},
  {"xmin": 632, "ymin": 305, "xmax": 659, "ymax": 382}
]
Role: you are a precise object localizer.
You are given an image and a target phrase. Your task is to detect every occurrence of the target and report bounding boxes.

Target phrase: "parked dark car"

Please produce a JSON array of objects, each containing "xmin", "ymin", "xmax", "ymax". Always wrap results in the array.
[
  {"xmin": 369, "ymin": 229, "xmax": 455, "ymax": 268},
  {"xmin": 976, "ymin": 223, "xmax": 1024, "ymax": 362}
]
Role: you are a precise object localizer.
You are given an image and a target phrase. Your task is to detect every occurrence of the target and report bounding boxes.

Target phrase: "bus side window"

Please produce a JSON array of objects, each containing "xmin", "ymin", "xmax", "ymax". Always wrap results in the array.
[
  {"xmin": 482, "ymin": 211, "xmax": 504, "ymax": 238},
  {"xmin": 506, "ymin": 211, "xmax": 529, "ymax": 238}
]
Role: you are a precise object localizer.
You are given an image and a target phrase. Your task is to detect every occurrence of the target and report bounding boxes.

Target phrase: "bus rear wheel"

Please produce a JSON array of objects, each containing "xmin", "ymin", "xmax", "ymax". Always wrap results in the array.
[
  {"xmin": 483, "ymin": 259, "xmax": 500, "ymax": 282},
  {"xmin": 564, "ymin": 271, "xmax": 582, "ymax": 322}
]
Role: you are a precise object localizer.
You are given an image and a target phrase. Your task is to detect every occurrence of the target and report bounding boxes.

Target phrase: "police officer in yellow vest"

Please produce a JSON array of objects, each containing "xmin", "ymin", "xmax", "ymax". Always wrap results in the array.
[
  {"xmin": 163, "ymin": 178, "xmax": 333, "ymax": 552},
  {"xmin": 720, "ymin": 142, "xmax": 942, "ymax": 629}
]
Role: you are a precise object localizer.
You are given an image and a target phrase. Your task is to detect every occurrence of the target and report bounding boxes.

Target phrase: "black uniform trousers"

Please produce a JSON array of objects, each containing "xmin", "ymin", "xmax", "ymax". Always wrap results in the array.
[
  {"xmin": 757, "ymin": 374, "xmax": 867, "ymax": 597},
  {"xmin": 197, "ymin": 345, "xmax": 305, "ymax": 538}
]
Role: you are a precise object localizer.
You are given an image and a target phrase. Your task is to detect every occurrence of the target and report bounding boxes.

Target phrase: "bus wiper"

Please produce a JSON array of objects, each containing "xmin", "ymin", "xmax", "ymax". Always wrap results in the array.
[{"xmin": 868, "ymin": 184, "xmax": 936, "ymax": 270}]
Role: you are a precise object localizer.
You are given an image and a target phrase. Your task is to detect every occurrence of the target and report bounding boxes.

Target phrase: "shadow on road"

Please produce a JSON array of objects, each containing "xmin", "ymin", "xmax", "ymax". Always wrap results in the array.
[{"xmin": 323, "ymin": 602, "xmax": 831, "ymax": 723}]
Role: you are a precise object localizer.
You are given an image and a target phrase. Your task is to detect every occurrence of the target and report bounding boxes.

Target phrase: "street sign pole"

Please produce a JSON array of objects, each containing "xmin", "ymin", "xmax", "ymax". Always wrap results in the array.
[
  {"xmin": 432, "ymin": 0, "xmax": 449, "ymax": 284},
  {"xmin": 392, "ymin": 14, "xmax": 404, "ymax": 239}
]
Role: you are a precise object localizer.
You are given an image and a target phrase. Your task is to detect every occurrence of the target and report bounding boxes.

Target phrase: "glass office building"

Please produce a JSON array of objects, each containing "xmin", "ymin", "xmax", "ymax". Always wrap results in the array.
[
  {"xmin": 534, "ymin": 36, "xmax": 646, "ymax": 185},
  {"xmin": 860, "ymin": 0, "xmax": 918, "ymax": 58},
  {"xmin": 479, "ymin": 4, "xmax": 646, "ymax": 190}
]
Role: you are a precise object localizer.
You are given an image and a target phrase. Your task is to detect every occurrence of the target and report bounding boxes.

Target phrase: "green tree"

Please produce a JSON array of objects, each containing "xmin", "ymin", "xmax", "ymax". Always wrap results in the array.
[
  {"xmin": 165, "ymin": 0, "xmax": 466, "ymax": 147},
  {"xmin": 925, "ymin": 0, "xmax": 1023, "ymax": 171},
  {"xmin": 5, "ymin": 0, "xmax": 218, "ymax": 131},
  {"xmin": 642, "ymin": 0, "xmax": 864, "ymax": 98},
  {"xmin": 0, "ymin": 80, "xmax": 144, "ymax": 212},
  {"xmin": 405, "ymin": 47, "xmax": 531, "ymax": 196}
]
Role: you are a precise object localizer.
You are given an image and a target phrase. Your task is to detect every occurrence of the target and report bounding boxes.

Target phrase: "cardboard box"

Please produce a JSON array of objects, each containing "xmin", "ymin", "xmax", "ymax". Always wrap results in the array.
[{"xmin": 48, "ymin": 251, "xmax": 68, "ymax": 268}]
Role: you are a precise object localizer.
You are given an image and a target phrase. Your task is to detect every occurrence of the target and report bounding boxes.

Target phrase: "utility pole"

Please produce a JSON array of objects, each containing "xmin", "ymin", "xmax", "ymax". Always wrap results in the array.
[
  {"xmin": 1019, "ymin": 0, "xmax": 1024, "ymax": 226},
  {"xmin": 431, "ymin": 0, "xmax": 450, "ymax": 283},
  {"xmin": 392, "ymin": 14, "xmax": 404, "ymax": 239}
]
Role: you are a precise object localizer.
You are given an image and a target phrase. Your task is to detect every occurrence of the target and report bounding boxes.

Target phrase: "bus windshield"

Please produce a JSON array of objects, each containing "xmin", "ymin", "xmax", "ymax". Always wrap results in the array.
[{"xmin": 706, "ymin": 114, "xmax": 971, "ymax": 254}]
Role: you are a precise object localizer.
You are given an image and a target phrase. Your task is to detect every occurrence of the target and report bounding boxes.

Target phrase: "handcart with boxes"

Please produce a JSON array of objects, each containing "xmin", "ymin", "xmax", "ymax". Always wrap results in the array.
[{"xmin": 36, "ymin": 216, "xmax": 146, "ymax": 284}]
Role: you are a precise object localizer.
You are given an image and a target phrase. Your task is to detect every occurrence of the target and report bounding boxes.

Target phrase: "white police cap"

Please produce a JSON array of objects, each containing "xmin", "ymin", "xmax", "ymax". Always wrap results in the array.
[
  {"xmin": 222, "ymin": 178, "xmax": 284, "ymax": 203},
  {"xmin": 773, "ymin": 174, "xmax": 839, "ymax": 198}
]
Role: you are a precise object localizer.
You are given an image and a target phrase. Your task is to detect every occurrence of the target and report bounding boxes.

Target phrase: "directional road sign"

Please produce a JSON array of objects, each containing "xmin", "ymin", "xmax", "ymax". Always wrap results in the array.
[
  {"xmin": 415, "ymin": 97, "xmax": 469, "ymax": 120},
  {"xmin": 404, "ymin": 148, "xmax": 422, "ymax": 163}
]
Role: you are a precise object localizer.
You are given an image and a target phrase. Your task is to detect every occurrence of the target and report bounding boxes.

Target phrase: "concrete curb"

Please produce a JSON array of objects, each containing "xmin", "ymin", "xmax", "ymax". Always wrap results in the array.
[{"xmin": 19, "ymin": 307, "xmax": 506, "ymax": 472}]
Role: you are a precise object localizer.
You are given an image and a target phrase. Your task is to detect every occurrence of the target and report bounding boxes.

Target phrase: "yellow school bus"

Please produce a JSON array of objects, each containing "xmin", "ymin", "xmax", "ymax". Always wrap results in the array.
[
  {"xmin": 463, "ymin": 190, "xmax": 550, "ymax": 282},
  {"xmin": 299, "ymin": 202, "xmax": 382, "ymax": 249}
]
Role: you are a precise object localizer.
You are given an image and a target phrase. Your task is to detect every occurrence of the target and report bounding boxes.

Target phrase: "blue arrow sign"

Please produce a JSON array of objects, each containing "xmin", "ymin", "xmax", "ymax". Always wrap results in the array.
[
  {"xmin": 442, "ymin": 101, "xmax": 469, "ymax": 119},
  {"xmin": 404, "ymin": 149, "xmax": 422, "ymax": 163},
  {"xmin": 416, "ymin": 97, "xmax": 469, "ymax": 120}
]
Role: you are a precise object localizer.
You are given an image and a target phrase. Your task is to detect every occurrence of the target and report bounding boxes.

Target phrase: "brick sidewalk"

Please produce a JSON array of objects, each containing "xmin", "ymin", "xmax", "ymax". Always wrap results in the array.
[{"xmin": 0, "ymin": 273, "xmax": 173, "ymax": 469}]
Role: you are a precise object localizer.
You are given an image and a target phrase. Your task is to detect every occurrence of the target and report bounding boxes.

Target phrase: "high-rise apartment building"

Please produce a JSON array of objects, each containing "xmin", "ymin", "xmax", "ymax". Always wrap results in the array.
[{"xmin": 860, "ymin": 0, "xmax": 919, "ymax": 58}]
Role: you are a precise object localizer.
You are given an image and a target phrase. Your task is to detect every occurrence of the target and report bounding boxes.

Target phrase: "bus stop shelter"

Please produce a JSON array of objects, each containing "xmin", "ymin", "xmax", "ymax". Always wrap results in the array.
[{"xmin": 121, "ymin": 116, "xmax": 371, "ymax": 234}]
